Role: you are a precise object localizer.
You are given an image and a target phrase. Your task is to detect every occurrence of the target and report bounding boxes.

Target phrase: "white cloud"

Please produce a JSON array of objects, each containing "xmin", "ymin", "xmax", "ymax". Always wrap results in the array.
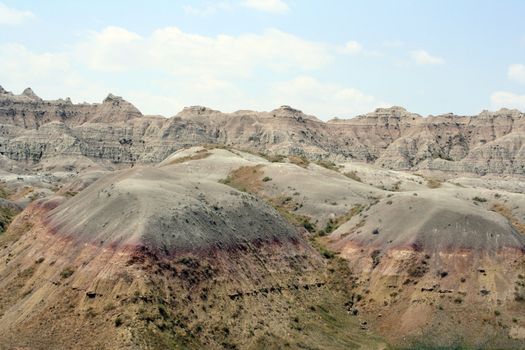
[
  {"xmin": 490, "ymin": 91, "xmax": 525, "ymax": 111},
  {"xmin": 0, "ymin": 26, "xmax": 338, "ymax": 116},
  {"xmin": 0, "ymin": 2, "xmax": 34, "ymax": 25},
  {"xmin": 76, "ymin": 26, "xmax": 331, "ymax": 78},
  {"xmin": 0, "ymin": 26, "xmax": 391, "ymax": 118},
  {"xmin": 270, "ymin": 76, "xmax": 387, "ymax": 118},
  {"xmin": 508, "ymin": 64, "xmax": 525, "ymax": 84},
  {"xmin": 76, "ymin": 26, "xmax": 144, "ymax": 72},
  {"xmin": 242, "ymin": 0, "xmax": 289, "ymax": 13},
  {"xmin": 338, "ymin": 40, "xmax": 382, "ymax": 57},
  {"xmin": 340, "ymin": 41, "xmax": 363, "ymax": 55},
  {"xmin": 0, "ymin": 43, "xmax": 107, "ymax": 103},
  {"xmin": 410, "ymin": 49, "xmax": 444, "ymax": 65},
  {"xmin": 0, "ymin": 44, "xmax": 71, "ymax": 83}
]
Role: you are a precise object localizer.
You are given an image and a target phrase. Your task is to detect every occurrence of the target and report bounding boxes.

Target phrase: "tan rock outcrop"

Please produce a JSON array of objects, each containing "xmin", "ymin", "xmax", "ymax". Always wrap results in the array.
[{"xmin": 0, "ymin": 86, "xmax": 524, "ymax": 174}]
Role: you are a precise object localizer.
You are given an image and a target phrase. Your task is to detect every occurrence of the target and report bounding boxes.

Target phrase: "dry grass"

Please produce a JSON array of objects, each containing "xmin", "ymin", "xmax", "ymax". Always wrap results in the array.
[
  {"xmin": 390, "ymin": 181, "xmax": 402, "ymax": 191},
  {"xmin": 60, "ymin": 267, "xmax": 75, "ymax": 279},
  {"xmin": 0, "ymin": 206, "xmax": 18, "ymax": 234},
  {"xmin": 263, "ymin": 154, "xmax": 286, "ymax": 163},
  {"xmin": 426, "ymin": 178, "xmax": 442, "ymax": 189},
  {"xmin": 0, "ymin": 218, "xmax": 32, "ymax": 246},
  {"xmin": 288, "ymin": 155, "xmax": 310, "ymax": 168},
  {"xmin": 163, "ymin": 149, "xmax": 210, "ymax": 166},
  {"xmin": 492, "ymin": 202, "xmax": 525, "ymax": 235},
  {"xmin": 320, "ymin": 204, "xmax": 365, "ymax": 235},
  {"xmin": 0, "ymin": 183, "xmax": 9, "ymax": 199},
  {"xmin": 219, "ymin": 165, "xmax": 265, "ymax": 193},
  {"xmin": 267, "ymin": 196, "xmax": 316, "ymax": 232},
  {"xmin": 219, "ymin": 166, "xmax": 318, "ymax": 232},
  {"xmin": 315, "ymin": 160, "xmax": 339, "ymax": 171},
  {"xmin": 343, "ymin": 171, "xmax": 362, "ymax": 182},
  {"xmin": 10, "ymin": 186, "xmax": 34, "ymax": 201}
]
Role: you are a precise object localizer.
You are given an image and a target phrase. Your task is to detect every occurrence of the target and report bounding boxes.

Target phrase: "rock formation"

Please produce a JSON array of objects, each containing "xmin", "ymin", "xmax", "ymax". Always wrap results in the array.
[
  {"xmin": 0, "ymin": 149, "xmax": 388, "ymax": 349},
  {"xmin": 0, "ymin": 144, "xmax": 524, "ymax": 348},
  {"xmin": 0, "ymin": 86, "xmax": 524, "ymax": 175}
]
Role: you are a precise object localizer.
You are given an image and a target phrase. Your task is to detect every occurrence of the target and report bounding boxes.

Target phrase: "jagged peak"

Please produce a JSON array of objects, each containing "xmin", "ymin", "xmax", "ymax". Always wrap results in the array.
[
  {"xmin": 270, "ymin": 105, "xmax": 322, "ymax": 122},
  {"xmin": 22, "ymin": 87, "xmax": 41, "ymax": 100},
  {"xmin": 273, "ymin": 105, "xmax": 302, "ymax": 113},
  {"xmin": 360, "ymin": 106, "xmax": 421, "ymax": 119},
  {"xmin": 374, "ymin": 106, "xmax": 407, "ymax": 113},
  {"xmin": 103, "ymin": 93, "xmax": 124, "ymax": 103},
  {"xmin": 183, "ymin": 105, "xmax": 219, "ymax": 113},
  {"xmin": 100, "ymin": 94, "xmax": 143, "ymax": 119},
  {"xmin": 0, "ymin": 85, "xmax": 7, "ymax": 94},
  {"xmin": 495, "ymin": 107, "xmax": 522, "ymax": 114},
  {"xmin": 479, "ymin": 108, "xmax": 523, "ymax": 119},
  {"xmin": 56, "ymin": 97, "xmax": 73, "ymax": 105},
  {"xmin": 176, "ymin": 105, "xmax": 222, "ymax": 118}
]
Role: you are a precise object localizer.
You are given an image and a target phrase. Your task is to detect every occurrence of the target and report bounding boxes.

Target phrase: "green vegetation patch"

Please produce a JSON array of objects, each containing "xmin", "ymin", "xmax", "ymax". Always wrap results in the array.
[
  {"xmin": 0, "ymin": 205, "xmax": 20, "ymax": 234},
  {"xmin": 319, "ymin": 204, "xmax": 365, "ymax": 236}
]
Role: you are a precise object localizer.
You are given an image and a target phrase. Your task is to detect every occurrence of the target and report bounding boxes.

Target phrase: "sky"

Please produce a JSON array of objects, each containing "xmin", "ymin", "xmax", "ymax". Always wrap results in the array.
[{"xmin": 0, "ymin": 0, "xmax": 524, "ymax": 119}]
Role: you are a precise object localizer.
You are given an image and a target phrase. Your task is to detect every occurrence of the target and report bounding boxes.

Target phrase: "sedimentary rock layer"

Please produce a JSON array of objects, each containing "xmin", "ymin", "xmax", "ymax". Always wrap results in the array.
[{"xmin": 1, "ymin": 86, "xmax": 524, "ymax": 174}]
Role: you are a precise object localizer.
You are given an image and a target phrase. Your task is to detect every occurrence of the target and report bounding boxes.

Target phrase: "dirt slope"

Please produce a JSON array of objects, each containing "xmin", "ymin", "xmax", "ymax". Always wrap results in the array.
[{"xmin": 0, "ymin": 150, "xmax": 388, "ymax": 349}]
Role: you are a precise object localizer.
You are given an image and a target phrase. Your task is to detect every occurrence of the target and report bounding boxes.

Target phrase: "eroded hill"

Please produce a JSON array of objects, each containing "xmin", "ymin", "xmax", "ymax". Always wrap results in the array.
[
  {"xmin": 1, "ymin": 86, "xmax": 524, "ymax": 175},
  {"xmin": 0, "ymin": 86, "xmax": 524, "ymax": 349},
  {"xmin": 0, "ymin": 148, "xmax": 391, "ymax": 349}
]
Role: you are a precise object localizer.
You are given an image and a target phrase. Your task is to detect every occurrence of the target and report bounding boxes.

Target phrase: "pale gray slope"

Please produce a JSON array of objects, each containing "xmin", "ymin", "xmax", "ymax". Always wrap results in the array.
[
  {"xmin": 331, "ymin": 191, "xmax": 525, "ymax": 252},
  {"xmin": 46, "ymin": 165, "xmax": 299, "ymax": 253}
]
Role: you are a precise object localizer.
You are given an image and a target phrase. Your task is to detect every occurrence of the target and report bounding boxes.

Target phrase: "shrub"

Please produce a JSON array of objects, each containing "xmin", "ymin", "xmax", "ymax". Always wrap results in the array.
[
  {"xmin": 103, "ymin": 303, "xmax": 116, "ymax": 311},
  {"xmin": 0, "ymin": 182, "xmax": 14, "ymax": 199},
  {"xmin": 115, "ymin": 316, "xmax": 123, "ymax": 327},
  {"xmin": 426, "ymin": 178, "xmax": 442, "ymax": 189},
  {"xmin": 323, "ymin": 219, "xmax": 336, "ymax": 234},
  {"xmin": 344, "ymin": 171, "xmax": 362, "ymax": 182},
  {"xmin": 264, "ymin": 154, "xmax": 286, "ymax": 163},
  {"xmin": 85, "ymin": 307, "xmax": 97, "ymax": 318},
  {"xmin": 391, "ymin": 181, "xmax": 401, "ymax": 191},
  {"xmin": 218, "ymin": 177, "xmax": 231, "ymax": 185},
  {"xmin": 371, "ymin": 250, "xmax": 381, "ymax": 268},
  {"xmin": 262, "ymin": 176, "xmax": 272, "ymax": 182},
  {"xmin": 60, "ymin": 267, "xmax": 75, "ymax": 279},
  {"xmin": 473, "ymin": 196, "xmax": 487, "ymax": 202},
  {"xmin": 316, "ymin": 160, "xmax": 338, "ymax": 171},
  {"xmin": 320, "ymin": 248, "xmax": 335, "ymax": 259},
  {"xmin": 288, "ymin": 155, "xmax": 310, "ymax": 168},
  {"xmin": 301, "ymin": 219, "xmax": 315, "ymax": 233},
  {"xmin": 0, "ymin": 206, "xmax": 19, "ymax": 234}
]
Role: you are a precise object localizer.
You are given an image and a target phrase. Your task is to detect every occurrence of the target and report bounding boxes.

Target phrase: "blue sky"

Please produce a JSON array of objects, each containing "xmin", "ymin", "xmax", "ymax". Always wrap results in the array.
[{"xmin": 1, "ymin": 0, "xmax": 524, "ymax": 119}]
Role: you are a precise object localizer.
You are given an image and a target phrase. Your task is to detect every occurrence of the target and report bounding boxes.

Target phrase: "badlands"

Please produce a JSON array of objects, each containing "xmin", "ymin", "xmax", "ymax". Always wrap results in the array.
[{"xmin": 0, "ymin": 87, "xmax": 524, "ymax": 349}]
